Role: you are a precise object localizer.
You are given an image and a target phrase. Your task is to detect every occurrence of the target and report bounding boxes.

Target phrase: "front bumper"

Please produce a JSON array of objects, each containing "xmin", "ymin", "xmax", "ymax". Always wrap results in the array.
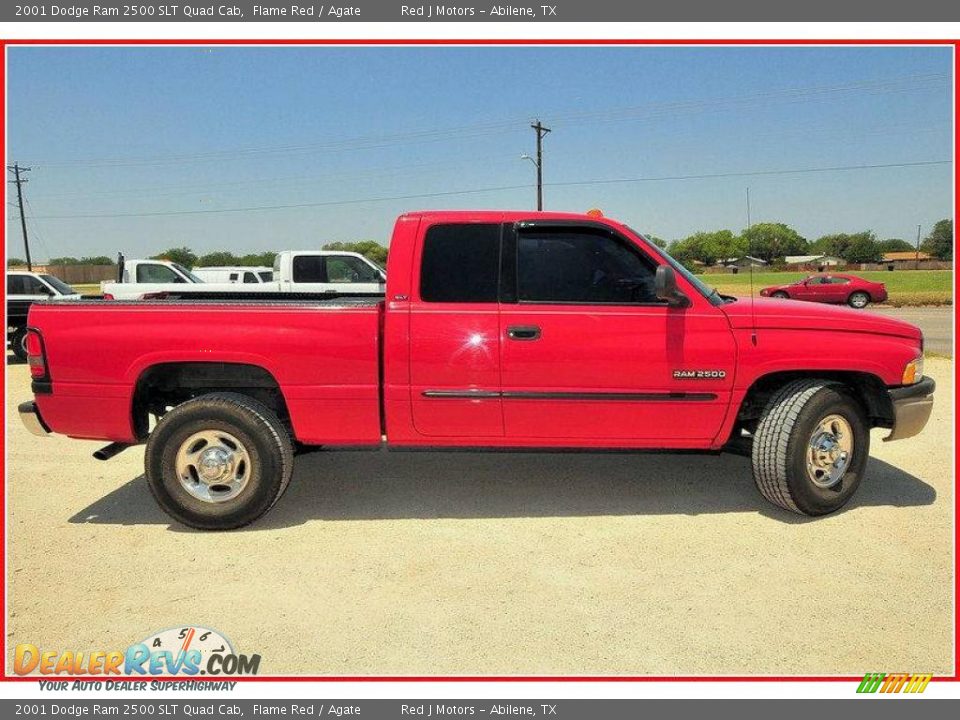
[
  {"xmin": 884, "ymin": 376, "xmax": 935, "ymax": 442},
  {"xmin": 18, "ymin": 401, "xmax": 51, "ymax": 437}
]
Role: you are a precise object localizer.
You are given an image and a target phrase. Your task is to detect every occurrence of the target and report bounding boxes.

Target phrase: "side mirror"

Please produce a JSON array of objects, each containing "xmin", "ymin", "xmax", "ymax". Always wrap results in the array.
[{"xmin": 655, "ymin": 265, "xmax": 690, "ymax": 307}]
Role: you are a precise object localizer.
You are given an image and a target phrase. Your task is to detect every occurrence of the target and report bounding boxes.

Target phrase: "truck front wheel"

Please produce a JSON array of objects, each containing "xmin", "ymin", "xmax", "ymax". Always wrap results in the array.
[
  {"xmin": 751, "ymin": 379, "xmax": 869, "ymax": 516},
  {"xmin": 145, "ymin": 392, "xmax": 294, "ymax": 530}
]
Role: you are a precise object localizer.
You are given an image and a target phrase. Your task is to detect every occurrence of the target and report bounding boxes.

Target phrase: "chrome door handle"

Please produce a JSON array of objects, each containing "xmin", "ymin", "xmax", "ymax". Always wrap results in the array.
[{"xmin": 507, "ymin": 325, "xmax": 541, "ymax": 341}]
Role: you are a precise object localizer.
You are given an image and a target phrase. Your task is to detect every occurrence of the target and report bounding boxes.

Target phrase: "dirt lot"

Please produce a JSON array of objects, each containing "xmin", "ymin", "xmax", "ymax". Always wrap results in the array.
[{"xmin": 5, "ymin": 358, "xmax": 954, "ymax": 676}]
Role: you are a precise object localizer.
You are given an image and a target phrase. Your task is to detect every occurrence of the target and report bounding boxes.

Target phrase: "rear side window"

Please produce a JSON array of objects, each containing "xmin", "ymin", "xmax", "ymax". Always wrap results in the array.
[
  {"xmin": 828, "ymin": 277, "xmax": 850, "ymax": 284},
  {"xmin": 420, "ymin": 223, "xmax": 500, "ymax": 303},
  {"xmin": 243, "ymin": 272, "xmax": 258, "ymax": 284},
  {"xmin": 292, "ymin": 256, "xmax": 326, "ymax": 283}
]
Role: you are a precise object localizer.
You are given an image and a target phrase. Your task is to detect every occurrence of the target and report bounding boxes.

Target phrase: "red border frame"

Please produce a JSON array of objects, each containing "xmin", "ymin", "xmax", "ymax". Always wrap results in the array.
[{"xmin": 0, "ymin": 36, "xmax": 956, "ymax": 685}]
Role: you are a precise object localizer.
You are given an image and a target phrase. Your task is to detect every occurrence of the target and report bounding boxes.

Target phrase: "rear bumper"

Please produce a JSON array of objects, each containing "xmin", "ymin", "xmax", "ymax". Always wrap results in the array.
[
  {"xmin": 18, "ymin": 401, "xmax": 51, "ymax": 437},
  {"xmin": 884, "ymin": 376, "xmax": 935, "ymax": 442}
]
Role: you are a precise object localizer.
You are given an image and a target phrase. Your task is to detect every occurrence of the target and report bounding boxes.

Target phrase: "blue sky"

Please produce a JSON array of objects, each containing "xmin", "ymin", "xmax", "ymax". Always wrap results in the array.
[{"xmin": 5, "ymin": 46, "xmax": 954, "ymax": 261}]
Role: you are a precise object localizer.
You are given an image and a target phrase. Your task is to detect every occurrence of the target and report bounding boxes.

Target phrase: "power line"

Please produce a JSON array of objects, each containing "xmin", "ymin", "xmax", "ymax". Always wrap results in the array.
[
  {"xmin": 25, "ymin": 159, "xmax": 951, "ymax": 221},
  {"xmin": 27, "ymin": 154, "xmax": 519, "ymax": 201},
  {"xmin": 22, "ymin": 196, "xmax": 54, "ymax": 262}
]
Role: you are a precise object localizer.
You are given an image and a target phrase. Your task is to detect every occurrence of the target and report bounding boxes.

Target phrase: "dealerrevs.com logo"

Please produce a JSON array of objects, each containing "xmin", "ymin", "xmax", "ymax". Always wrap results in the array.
[
  {"xmin": 856, "ymin": 673, "xmax": 932, "ymax": 694},
  {"xmin": 14, "ymin": 626, "xmax": 261, "ymax": 676}
]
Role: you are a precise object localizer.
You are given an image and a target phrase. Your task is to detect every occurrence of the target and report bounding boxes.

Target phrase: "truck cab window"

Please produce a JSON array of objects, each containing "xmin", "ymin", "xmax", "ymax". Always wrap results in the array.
[
  {"xmin": 137, "ymin": 264, "xmax": 181, "ymax": 283},
  {"xmin": 7, "ymin": 276, "xmax": 27, "ymax": 295},
  {"xmin": 517, "ymin": 230, "xmax": 658, "ymax": 304},
  {"xmin": 24, "ymin": 276, "xmax": 51, "ymax": 295},
  {"xmin": 420, "ymin": 223, "xmax": 500, "ymax": 303},
  {"xmin": 243, "ymin": 272, "xmax": 258, "ymax": 284},
  {"xmin": 326, "ymin": 257, "xmax": 381, "ymax": 284}
]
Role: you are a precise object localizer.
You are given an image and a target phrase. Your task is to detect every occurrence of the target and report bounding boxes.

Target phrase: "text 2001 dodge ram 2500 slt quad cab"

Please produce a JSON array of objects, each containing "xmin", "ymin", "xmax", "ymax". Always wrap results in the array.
[{"xmin": 20, "ymin": 211, "xmax": 935, "ymax": 530}]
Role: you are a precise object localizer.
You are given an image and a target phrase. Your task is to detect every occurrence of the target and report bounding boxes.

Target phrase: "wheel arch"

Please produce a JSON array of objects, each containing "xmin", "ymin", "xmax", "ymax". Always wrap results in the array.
[
  {"xmin": 131, "ymin": 361, "xmax": 292, "ymax": 440},
  {"xmin": 733, "ymin": 369, "xmax": 894, "ymax": 437}
]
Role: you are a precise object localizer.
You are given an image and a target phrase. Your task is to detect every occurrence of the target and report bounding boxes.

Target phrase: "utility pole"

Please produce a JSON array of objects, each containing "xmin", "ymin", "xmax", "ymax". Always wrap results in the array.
[
  {"xmin": 8, "ymin": 162, "xmax": 32, "ymax": 271},
  {"xmin": 531, "ymin": 119, "xmax": 551, "ymax": 211},
  {"xmin": 915, "ymin": 224, "xmax": 922, "ymax": 270}
]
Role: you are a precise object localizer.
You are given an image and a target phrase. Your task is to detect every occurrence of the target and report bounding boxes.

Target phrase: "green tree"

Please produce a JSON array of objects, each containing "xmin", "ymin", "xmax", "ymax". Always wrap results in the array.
[
  {"xmin": 670, "ymin": 230, "xmax": 745, "ymax": 266},
  {"xmin": 79, "ymin": 256, "xmax": 114, "ymax": 265},
  {"xmin": 877, "ymin": 238, "xmax": 915, "ymax": 253},
  {"xmin": 645, "ymin": 235, "xmax": 668, "ymax": 250},
  {"xmin": 323, "ymin": 241, "xmax": 388, "ymax": 266},
  {"xmin": 810, "ymin": 231, "xmax": 879, "ymax": 262},
  {"xmin": 195, "ymin": 251, "xmax": 239, "ymax": 267},
  {"xmin": 47, "ymin": 256, "xmax": 80, "ymax": 265},
  {"xmin": 152, "ymin": 247, "xmax": 197, "ymax": 267},
  {"xmin": 921, "ymin": 219, "xmax": 953, "ymax": 260},
  {"xmin": 739, "ymin": 223, "xmax": 806, "ymax": 263},
  {"xmin": 239, "ymin": 252, "xmax": 277, "ymax": 267},
  {"xmin": 843, "ymin": 235, "xmax": 883, "ymax": 263},
  {"xmin": 7, "ymin": 258, "xmax": 26, "ymax": 267}
]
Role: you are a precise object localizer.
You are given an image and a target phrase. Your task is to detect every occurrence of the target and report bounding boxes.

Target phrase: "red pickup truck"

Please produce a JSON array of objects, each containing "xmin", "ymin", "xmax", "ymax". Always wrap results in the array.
[{"xmin": 19, "ymin": 211, "xmax": 934, "ymax": 529}]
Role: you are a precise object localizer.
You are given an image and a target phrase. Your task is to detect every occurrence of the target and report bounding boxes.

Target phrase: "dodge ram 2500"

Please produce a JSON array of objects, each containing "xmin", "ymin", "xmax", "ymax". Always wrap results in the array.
[{"xmin": 19, "ymin": 210, "xmax": 934, "ymax": 530}]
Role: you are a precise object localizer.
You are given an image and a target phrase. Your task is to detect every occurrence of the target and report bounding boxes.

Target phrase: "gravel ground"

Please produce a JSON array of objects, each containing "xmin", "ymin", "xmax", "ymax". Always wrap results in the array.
[{"xmin": 5, "ymin": 358, "xmax": 954, "ymax": 676}]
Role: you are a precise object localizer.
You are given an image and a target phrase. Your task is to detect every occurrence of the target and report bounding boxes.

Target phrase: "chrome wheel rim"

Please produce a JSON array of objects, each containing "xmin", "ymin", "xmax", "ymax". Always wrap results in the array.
[
  {"xmin": 175, "ymin": 430, "xmax": 251, "ymax": 503},
  {"xmin": 806, "ymin": 414, "xmax": 853, "ymax": 489},
  {"xmin": 851, "ymin": 293, "xmax": 868, "ymax": 308}
]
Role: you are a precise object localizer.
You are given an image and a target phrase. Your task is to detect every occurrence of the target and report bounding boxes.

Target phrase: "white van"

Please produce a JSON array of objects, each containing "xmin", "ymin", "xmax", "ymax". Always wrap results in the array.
[{"xmin": 192, "ymin": 267, "xmax": 273, "ymax": 284}]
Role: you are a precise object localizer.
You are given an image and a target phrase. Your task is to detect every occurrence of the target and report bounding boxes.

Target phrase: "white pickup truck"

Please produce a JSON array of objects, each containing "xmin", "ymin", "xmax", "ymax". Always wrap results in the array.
[
  {"xmin": 101, "ymin": 251, "xmax": 386, "ymax": 300},
  {"xmin": 192, "ymin": 266, "xmax": 274, "ymax": 284}
]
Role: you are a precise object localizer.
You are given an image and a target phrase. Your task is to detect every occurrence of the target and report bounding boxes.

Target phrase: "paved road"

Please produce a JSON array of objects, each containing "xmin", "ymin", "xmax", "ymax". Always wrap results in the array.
[{"xmin": 868, "ymin": 306, "xmax": 953, "ymax": 355}]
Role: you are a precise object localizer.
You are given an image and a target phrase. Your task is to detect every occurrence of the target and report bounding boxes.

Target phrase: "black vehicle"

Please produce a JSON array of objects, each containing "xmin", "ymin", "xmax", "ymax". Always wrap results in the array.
[{"xmin": 7, "ymin": 271, "xmax": 80, "ymax": 360}]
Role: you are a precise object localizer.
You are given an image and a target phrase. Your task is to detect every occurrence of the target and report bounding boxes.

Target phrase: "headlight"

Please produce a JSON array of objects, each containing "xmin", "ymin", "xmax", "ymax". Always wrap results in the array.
[{"xmin": 902, "ymin": 355, "xmax": 924, "ymax": 385}]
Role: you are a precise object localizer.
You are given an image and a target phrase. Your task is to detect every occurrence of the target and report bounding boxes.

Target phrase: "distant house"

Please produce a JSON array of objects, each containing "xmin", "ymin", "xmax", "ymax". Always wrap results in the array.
[
  {"xmin": 784, "ymin": 254, "xmax": 844, "ymax": 269},
  {"xmin": 721, "ymin": 255, "xmax": 767, "ymax": 272},
  {"xmin": 882, "ymin": 251, "xmax": 930, "ymax": 263}
]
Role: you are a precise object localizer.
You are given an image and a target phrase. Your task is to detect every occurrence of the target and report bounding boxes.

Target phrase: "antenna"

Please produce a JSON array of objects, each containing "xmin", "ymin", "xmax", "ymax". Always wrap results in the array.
[{"xmin": 746, "ymin": 187, "xmax": 757, "ymax": 346}]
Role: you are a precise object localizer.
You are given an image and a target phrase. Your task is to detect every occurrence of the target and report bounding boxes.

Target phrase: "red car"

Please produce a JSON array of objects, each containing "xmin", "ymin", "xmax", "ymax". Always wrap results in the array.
[
  {"xmin": 760, "ymin": 274, "xmax": 887, "ymax": 308},
  {"xmin": 19, "ymin": 211, "xmax": 930, "ymax": 528}
]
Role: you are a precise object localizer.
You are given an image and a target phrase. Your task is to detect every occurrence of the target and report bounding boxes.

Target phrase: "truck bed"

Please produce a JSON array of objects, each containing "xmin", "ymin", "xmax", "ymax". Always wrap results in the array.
[{"xmin": 28, "ymin": 298, "xmax": 384, "ymax": 446}]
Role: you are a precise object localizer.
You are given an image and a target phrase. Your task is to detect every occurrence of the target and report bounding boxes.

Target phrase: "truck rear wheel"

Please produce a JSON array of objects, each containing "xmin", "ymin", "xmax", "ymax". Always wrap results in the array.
[
  {"xmin": 10, "ymin": 327, "xmax": 28, "ymax": 362},
  {"xmin": 145, "ymin": 392, "xmax": 294, "ymax": 530},
  {"xmin": 751, "ymin": 379, "xmax": 869, "ymax": 516}
]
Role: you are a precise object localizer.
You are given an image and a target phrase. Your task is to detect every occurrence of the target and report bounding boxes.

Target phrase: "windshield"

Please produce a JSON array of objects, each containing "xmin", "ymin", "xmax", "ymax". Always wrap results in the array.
[
  {"xmin": 626, "ymin": 227, "xmax": 725, "ymax": 307},
  {"xmin": 39, "ymin": 274, "xmax": 77, "ymax": 295},
  {"xmin": 172, "ymin": 263, "xmax": 203, "ymax": 283}
]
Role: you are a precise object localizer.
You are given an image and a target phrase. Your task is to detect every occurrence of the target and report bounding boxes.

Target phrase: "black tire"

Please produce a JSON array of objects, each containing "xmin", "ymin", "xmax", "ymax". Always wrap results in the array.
[
  {"xmin": 771, "ymin": 291, "xmax": 789, "ymax": 299},
  {"xmin": 751, "ymin": 379, "xmax": 869, "ymax": 516},
  {"xmin": 848, "ymin": 291, "xmax": 870, "ymax": 309},
  {"xmin": 145, "ymin": 392, "xmax": 294, "ymax": 530},
  {"xmin": 10, "ymin": 327, "xmax": 28, "ymax": 362}
]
